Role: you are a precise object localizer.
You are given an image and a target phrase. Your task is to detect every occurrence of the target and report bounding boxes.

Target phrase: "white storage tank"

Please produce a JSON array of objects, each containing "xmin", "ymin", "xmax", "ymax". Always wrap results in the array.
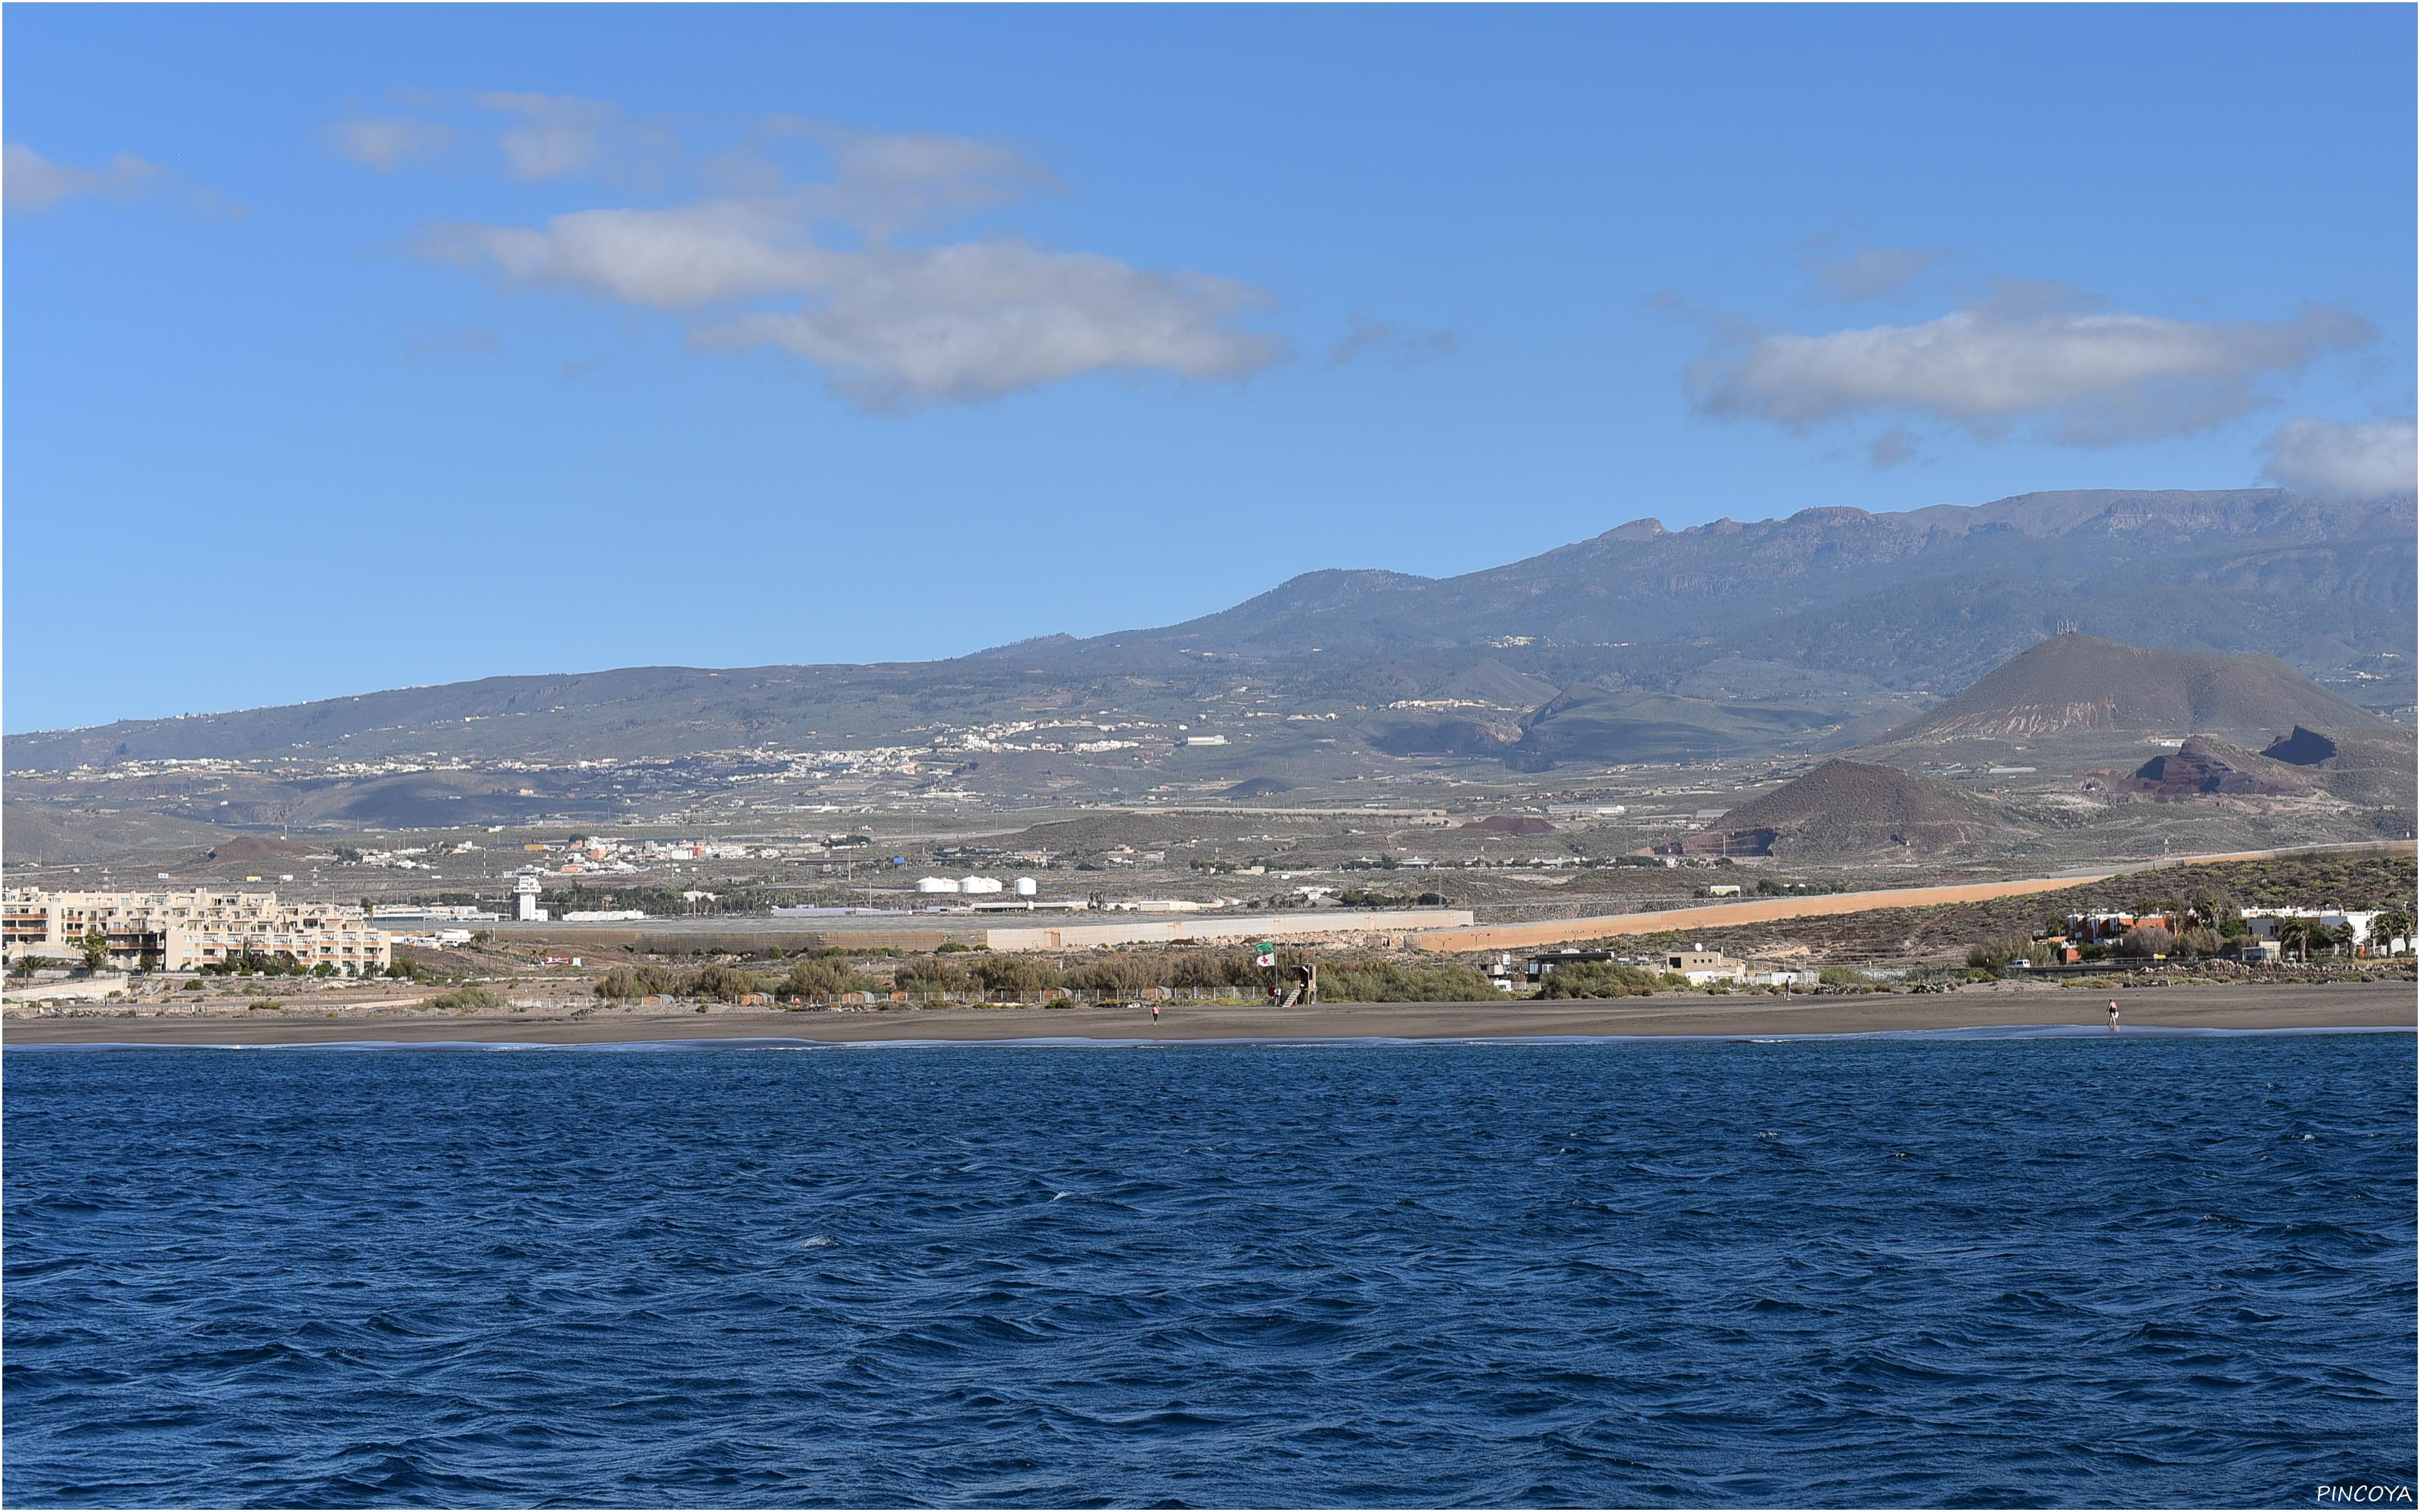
[
  {"xmin": 1013, "ymin": 876, "xmax": 1038, "ymax": 897},
  {"xmin": 915, "ymin": 876, "xmax": 960, "ymax": 894},
  {"xmin": 961, "ymin": 875, "xmax": 1004, "ymax": 895}
]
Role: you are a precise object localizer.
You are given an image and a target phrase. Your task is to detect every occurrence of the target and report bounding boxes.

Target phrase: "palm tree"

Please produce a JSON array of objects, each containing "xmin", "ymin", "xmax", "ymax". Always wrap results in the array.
[
  {"xmin": 2369, "ymin": 906, "xmax": 2414, "ymax": 956},
  {"xmin": 2274, "ymin": 916, "xmax": 2319, "ymax": 963}
]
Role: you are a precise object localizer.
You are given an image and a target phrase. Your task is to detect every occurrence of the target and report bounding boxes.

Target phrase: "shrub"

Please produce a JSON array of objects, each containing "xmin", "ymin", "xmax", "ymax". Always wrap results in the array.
[
  {"xmin": 685, "ymin": 963, "xmax": 760, "ymax": 1002},
  {"xmin": 1818, "ymin": 965, "xmax": 1868, "ymax": 987},
  {"xmin": 1065, "ymin": 953, "xmax": 1165, "ymax": 995},
  {"xmin": 1537, "ymin": 960, "xmax": 1664, "ymax": 999},
  {"xmin": 1320, "ymin": 959, "xmax": 1497, "ymax": 1002},
  {"xmin": 424, "ymin": 984, "xmax": 503, "ymax": 1011},
  {"xmin": 1965, "ymin": 935, "xmax": 2031, "ymax": 973},
  {"xmin": 895, "ymin": 956, "xmax": 969, "ymax": 993},
  {"xmin": 247, "ymin": 998, "xmax": 282, "ymax": 1011},
  {"xmin": 2118, "ymin": 925, "xmax": 2176, "ymax": 959},
  {"xmin": 970, "ymin": 956, "xmax": 1066, "ymax": 996},
  {"xmin": 1169, "ymin": 951, "xmax": 1263, "ymax": 991},
  {"xmin": 181, "ymin": 978, "xmax": 205, "ymax": 992},
  {"xmin": 780, "ymin": 957, "xmax": 875, "ymax": 999}
]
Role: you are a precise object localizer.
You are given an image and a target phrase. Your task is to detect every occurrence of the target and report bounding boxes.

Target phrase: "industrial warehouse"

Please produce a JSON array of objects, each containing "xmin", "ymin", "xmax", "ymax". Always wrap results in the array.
[{"xmin": 2, "ymin": 888, "xmax": 392, "ymax": 974}]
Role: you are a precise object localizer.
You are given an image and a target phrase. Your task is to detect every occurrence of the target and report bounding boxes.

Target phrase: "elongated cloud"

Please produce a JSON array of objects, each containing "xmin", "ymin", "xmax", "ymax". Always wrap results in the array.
[
  {"xmin": 5, "ymin": 143, "xmax": 163, "ymax": 211},
  {"xmin": 420, "ymin": 201, "xmax": 840, "ymax": 308},
  {"xmin": 414, "ymin": 119, "xmax": 1283, "ymax": 409},
  {"xmin": 478, "ymin": 91, "xmax": 618, "ymax": 181},
  {"xmin": 1807, "ymin": 245, "xmax": 1940, "ymax": 302},
  {"xmin": 2260, "ymin": 416, "xmax": 2417, "ymax": 499},
  {"xmin": 783, "ymin": 123, "xmax": 1063, "ymax": 239},
  {"xmin": 330, "ymin": 118, "xmax": 452, "ymax": 171},
  {"xmin": 1689, "ymin": 289, "xmax": 2372, "ymax": 445},
  {"xmin": 698, "ymin": 241, "xmax": 1280, "ymax": 407}
]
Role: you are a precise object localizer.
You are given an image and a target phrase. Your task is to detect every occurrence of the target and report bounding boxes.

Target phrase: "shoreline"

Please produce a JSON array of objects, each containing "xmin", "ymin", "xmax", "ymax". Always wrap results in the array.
[{"xmin": 6, "ymin": 981, "xmax": 2410, "ymax": 1049}]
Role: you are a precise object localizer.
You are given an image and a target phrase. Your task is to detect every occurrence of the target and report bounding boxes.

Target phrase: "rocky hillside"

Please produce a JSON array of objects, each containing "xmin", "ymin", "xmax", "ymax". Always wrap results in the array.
[
  {"xmin": 2118, "ymin": 739, "xmax": 2314, "ymax": 801},
  {"xmin": 2260, "ymin": 724, "xmax": 2420, "ymax": 807}
]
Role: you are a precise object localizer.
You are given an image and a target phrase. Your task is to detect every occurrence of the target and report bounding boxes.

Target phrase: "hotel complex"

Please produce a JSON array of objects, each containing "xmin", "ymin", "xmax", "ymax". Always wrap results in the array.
[{"xmin": 2, "ymin": 888, "xmax": 392, "ymax": 974}]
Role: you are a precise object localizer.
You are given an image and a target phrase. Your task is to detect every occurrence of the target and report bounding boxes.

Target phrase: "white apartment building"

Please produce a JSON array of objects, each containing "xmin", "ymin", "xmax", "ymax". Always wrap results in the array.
[{"xmin": 3, "ymin": 888, "xmax": 392, "ymax": 973}]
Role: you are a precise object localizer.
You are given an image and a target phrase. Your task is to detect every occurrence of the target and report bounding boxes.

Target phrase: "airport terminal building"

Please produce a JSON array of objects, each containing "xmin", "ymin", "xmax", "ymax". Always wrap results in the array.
[{"xmin": 2, "ymin": 888, "xmax": 392, "ymax": 974}]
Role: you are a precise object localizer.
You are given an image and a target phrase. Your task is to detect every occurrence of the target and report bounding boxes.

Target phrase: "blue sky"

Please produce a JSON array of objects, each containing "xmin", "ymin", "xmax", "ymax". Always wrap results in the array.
[{"xmin": 7, "ymin": 4, "xmax": 2413, "ymax": 733}]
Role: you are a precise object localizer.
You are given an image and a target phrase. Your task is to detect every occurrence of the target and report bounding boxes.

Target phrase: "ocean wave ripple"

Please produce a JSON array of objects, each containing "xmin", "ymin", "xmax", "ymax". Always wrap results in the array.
[{"xmin": 5, "ymin": 1036, "xmax": 2413, "ymax": 1506}]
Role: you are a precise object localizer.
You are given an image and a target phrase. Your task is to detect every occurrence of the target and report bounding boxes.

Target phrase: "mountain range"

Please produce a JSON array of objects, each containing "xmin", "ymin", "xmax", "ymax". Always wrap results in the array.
[{"xmin": 4, "ymin": 488, "xmax": 2412, "ymax": 828}]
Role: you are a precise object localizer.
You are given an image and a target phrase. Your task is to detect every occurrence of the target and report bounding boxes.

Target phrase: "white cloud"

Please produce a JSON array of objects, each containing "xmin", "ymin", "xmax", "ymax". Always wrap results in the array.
[
  {"xmin": 796, "ymin": 124, "xmax": 1060, "ymax": 239},
  {"xmin": 697, "ymin": 240, "xmax": 1281, "ymax": 408},
  {"xmin": 476, "ymin": 91, "xmax": 621, "ymax": 181},
  {"xmin": 420, "ymin": 201, "xmax": 839, "ymax": 308},
  {"xmin": 1808, "ymin": 245, "xmax": 1941, "ymax": 302},
  {"xmin": 1689, "ymin": 287, "xmax": 2372, "ymax": 445},
  {"xmin": 414, "ymin": 119, "xmax": 1282, "ymax": 410},
  {"xmin": 2260, "ymin": 416, "xmax": 2416, "ymax": 499},
  {"xmin": 5, "ymin": 143, "xmax": 163, "ymax": 212},
  {"xmin": 330, "ymin": 118, "xmax": 452, "ymax": 171}
]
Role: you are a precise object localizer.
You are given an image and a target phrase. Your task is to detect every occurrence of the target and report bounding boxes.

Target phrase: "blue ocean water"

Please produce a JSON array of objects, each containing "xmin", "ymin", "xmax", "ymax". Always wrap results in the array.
[{"xmin": 5, "ymin": 1034, "xmax": 2413, "ymax": 1508}]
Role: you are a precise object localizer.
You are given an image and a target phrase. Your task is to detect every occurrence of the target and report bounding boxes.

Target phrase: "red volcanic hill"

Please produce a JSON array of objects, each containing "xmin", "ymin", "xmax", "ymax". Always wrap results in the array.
[
  {"xmin": 1463, "ymin": 815, "xmax": 1556, "ymax": 836},
  {"xmin": 2118, "ymin": 738, "xmax": 2313, "ymax": 801}
]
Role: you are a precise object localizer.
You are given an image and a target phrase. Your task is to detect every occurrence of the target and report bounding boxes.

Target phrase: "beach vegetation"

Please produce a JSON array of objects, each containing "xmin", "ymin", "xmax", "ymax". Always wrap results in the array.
[
  {"xmin": 1534, "ymin": 961, "xmax": 1668, "ymax": 998},
  {"xmin": 970, "ymin": 956, "xmax": 1065, "ymax": 998},
  {"xmin": 424, "ymin": 984, "xmax": 503, "ymax": 1011},
  {"xmin": 895, "ymin": 956, "xmax": 969, "ymax": 993},
  {"xmin": 687, "ymin": 963, "xmax": 761, "ymax": 1002},
  {"xmin": 780, "ymin": 956, "xmax": 879, "ymax": 999},
  {"xmin": 1320, "ymin": 959, "xmax": 1497, "ymax": 1001}
]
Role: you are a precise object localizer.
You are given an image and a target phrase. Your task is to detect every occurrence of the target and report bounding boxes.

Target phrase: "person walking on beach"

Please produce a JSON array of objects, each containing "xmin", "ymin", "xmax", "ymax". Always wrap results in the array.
[
  {"xmin": 1151, "ymin": 1002, "xmax": 1161, "ymax": 1026},
  {"xmin": 2107, "ymin": 999, "xmax": 2120, "ymax": 1033}
]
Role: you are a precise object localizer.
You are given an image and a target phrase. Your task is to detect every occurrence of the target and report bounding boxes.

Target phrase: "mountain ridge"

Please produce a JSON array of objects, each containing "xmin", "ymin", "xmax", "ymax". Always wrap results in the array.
[{"xmin": 6, "ymin": 488, "xmax": 2411, "ymax": 777}]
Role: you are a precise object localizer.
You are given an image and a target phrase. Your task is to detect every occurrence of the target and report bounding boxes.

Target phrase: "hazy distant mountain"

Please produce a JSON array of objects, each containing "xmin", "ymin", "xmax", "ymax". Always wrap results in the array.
[
  {"xmin": 6, "ymin": 489, "xmax": 2411, "ymax": 783},
  {"xmin": 1074, "ymin": 488, "xmax": 2415, "ymax": 684}
]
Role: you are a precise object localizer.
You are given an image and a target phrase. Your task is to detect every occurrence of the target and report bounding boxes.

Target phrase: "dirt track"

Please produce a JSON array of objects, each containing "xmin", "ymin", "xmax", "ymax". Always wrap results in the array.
[{"xmin": 1415, "ymin": 840, "xmax": 2417, "ymax": 953}]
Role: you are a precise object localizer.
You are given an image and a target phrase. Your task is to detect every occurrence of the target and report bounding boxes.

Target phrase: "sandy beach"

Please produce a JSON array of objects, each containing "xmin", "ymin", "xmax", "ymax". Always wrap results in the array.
[{"xmin": 5, "ymin": 981, "xmax": 2410, "ymax": 1047}]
